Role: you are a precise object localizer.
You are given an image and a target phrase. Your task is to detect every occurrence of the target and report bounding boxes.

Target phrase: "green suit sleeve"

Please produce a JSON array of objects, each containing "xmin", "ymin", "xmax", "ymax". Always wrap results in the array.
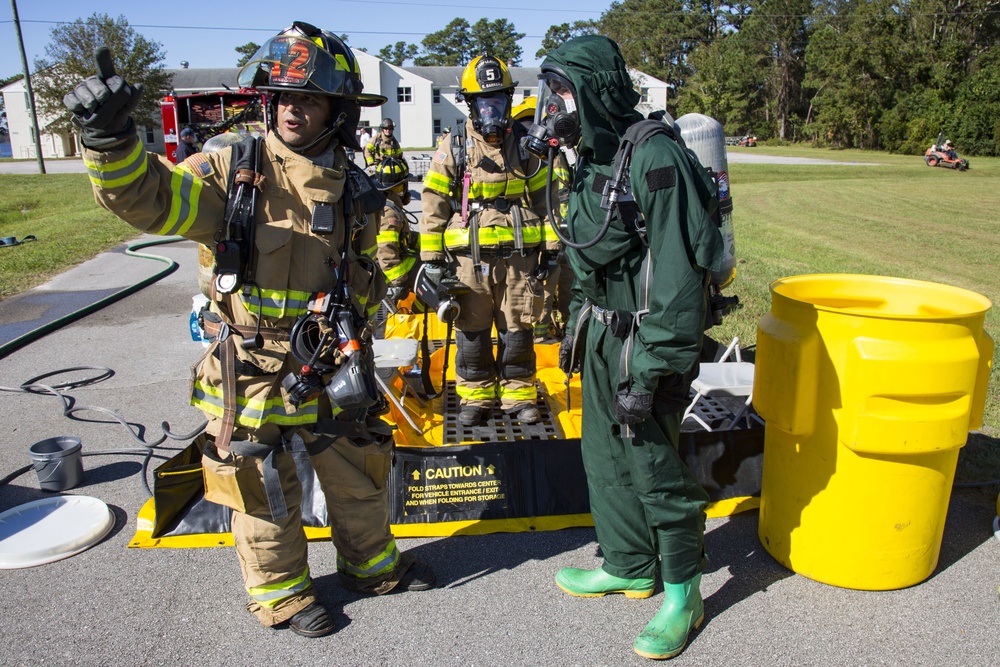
[{"xmin": 627, "ymin": 135, "xmax": 724, "ymax": 394}]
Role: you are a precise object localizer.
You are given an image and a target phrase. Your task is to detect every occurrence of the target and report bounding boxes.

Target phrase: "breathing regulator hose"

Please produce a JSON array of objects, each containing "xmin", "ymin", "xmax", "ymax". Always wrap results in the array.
[
  {"xmin": 542, "ymin": 144, "xmax": 620, "ymax": 250},
  {"xmin": 0, "ymin": 236, "xmax": 208, "ymax": 493}
]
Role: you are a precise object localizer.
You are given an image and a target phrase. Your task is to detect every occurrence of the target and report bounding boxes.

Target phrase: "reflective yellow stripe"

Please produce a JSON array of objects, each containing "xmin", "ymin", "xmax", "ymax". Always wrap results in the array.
[
  {"xmin": 362, "ymin": 243, "xmax": 377, "ymax": 258},
  {"xmin": 84, "ymin": 141, "xmax": 147, "ymax": 189},
  {"xmin": 238, "ymin": 288, "xmax": 314, "ymax": 319},
  {"xmin": 541, "ymin": 220, "xmax": 559, "ymax": 243},
  {"xmin": 377, "ymin": 230, "xmax": 400, "ymax": 244},
  {"xmin": 499, "ymin": 385, "xmax": 537, "ymax": 401},
  {"xmin": 527, "ymin": 168, "xmax": 549, "ymax": 193},
  {"xmin": 424, "ymin": 170, "xmax": 452, "ymax": 196},
  {"xmin": 469, "ymin": 179, "xmax": 525, "ymax": 200},
  {"xmin": 192, "ymin": 380, "xmax": 318, "ymax": 429},
  {"xmin": 443, "ymin": 226, "xmax": 542, "ymax": 249},
  {"xmin": 155, "ymin": 165, "xmax": 203, "ymax": 236},
  {"xmin": 334, "ymin": 53, "xmax": 354, "ymax": 72},
  {"xmin": 420, "ymin": 233, "xmax": 443, "ymax": 251},
  {"xmin": 456, "ymin": 385, "xmax": 497, "ymax": 400},
  {"xmin": 337, "ymin": 539, "xmax": 400, "ymax": 578},
  {"xmin": 247, "ymin": 567, "xmax": 312, "ymax": 609},
  {"xmin": 382, "ymin": 256, "xmax": 415, "ymax": 282}
]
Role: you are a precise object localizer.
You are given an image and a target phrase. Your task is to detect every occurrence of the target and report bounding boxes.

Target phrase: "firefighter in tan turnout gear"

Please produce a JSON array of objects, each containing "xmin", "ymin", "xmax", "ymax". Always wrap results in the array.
[
  {"xmin": 64, "ymin": 21, "xmax": 435, "ymax": 639},
  {"xmin": 420, "ymin": 55, "xmax": 558, "ymax": 427},
  {"xmin": 374, "ymin": 157, "xmax": 422, "ymax": 308},
  {"xmin": 364, "ymin": 117, "xmax": 404, "ymax": 166}
]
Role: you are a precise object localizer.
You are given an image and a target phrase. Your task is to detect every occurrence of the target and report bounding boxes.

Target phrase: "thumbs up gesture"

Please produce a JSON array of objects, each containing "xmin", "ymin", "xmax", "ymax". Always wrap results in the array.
[{"xmin": 63, "ymin": 47, "xmax": 144, "ymax": 149}]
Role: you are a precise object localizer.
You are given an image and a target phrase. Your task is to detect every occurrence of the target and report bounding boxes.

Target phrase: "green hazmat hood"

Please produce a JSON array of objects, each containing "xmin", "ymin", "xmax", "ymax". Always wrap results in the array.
[{"xmin": 540, "ymin": 35, "xmax": 643, "ymax": 165}]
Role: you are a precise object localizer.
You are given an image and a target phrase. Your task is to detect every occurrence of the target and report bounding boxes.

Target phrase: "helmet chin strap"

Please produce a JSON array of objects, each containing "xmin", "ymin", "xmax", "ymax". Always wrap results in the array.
[{"xmin": 276, "ymin": 110, "xmax": 348, "ymax": 156}]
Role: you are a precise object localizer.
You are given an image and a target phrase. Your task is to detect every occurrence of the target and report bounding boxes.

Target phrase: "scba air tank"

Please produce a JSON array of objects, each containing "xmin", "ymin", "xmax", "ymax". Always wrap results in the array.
[{"xmin": 675, "ymin": 113, "xmax": 736, "ymax": 289}]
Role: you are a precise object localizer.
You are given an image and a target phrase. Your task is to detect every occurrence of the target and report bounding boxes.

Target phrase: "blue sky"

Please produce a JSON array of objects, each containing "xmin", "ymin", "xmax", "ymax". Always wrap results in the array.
[{"xmin": 2, "ymin": 0, "xmax": 613, "ymax": 79}]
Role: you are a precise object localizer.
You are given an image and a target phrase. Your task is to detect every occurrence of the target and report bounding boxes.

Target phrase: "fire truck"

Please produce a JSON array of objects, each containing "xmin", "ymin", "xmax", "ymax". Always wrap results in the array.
[{"xmin": 160, "ymin": 90, "xmax": 265, "ymax": 163}]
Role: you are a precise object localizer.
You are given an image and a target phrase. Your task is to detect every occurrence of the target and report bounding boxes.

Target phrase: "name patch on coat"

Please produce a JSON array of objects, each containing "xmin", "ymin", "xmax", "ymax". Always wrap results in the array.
[{"xmin": 646, "ymin": 166, "xmax": 676, "ymax": 191}]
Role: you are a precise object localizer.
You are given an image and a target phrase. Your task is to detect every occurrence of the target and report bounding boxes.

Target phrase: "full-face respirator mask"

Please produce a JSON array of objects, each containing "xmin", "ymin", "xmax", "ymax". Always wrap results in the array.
[
  {"xmin": 523, "ymin": 72, "xmax": 580, "ymax": 159},
  {"xmin": 471, "ymin": 94, "xmax": 510, "ymax": 145}
]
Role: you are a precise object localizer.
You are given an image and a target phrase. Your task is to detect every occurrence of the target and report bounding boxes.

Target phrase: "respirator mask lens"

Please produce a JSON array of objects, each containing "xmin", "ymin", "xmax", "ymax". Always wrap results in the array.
[
  {"xmin": 474, "ymin": 95, "xmax": 508, "ymax": 144},
  {"xmin": 527, "ymin": 73, "xmax": 579, "ymax": 148}
]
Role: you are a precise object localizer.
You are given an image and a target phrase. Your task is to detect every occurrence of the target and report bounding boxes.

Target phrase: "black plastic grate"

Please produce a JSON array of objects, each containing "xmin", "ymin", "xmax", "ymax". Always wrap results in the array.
[
  {"xmin": 680, "ymin": 390, "xmax": 761, "ymax": 432},
  {"xmin": 442, "ymin": 381, "xmax": 562, "ymax": 444}
]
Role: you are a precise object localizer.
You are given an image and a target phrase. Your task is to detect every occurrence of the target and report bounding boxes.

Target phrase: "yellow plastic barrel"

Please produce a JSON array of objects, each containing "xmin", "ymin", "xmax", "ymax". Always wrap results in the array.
[{"xmin": 755, "ymin": 274, "xmax": 993, "ymax": 590}]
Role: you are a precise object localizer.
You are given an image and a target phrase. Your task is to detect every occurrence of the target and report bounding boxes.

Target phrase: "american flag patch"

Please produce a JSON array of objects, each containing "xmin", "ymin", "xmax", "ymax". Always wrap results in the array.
[
  {"xmin": 433, "ymin": 150, "xmax": 447, "ymax": 164},
  {"xmin": 183, "ymin": 153, "xmax": 213, "ymax": 178}
]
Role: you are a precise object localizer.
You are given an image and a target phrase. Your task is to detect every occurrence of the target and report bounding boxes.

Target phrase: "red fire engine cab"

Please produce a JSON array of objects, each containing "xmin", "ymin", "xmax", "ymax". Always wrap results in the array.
[{"xmin": 161, "ymin": 90, "xmax": 265, "ymax": 163}]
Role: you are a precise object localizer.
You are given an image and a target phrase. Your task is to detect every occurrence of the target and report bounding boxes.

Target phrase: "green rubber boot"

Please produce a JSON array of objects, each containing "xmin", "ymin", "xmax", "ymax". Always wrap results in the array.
[
  {"xmin": 555, "ymin": 567, "xmax": 655, "ymax": 599},
  {"xmin": 633, "ymin": 573, "xmax": 704, "ymax": 660}
]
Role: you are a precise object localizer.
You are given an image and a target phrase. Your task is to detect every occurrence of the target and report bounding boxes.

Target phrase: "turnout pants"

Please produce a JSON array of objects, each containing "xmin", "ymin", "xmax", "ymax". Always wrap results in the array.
[
  {"xmin": 451, "ymin": 252, "xmax": 542, "ymax": 411},
  {"xmin": 580, "ymin": 323, "xmax": 709, "ymax": 584},
  {"xmin": 201, "ymin": 422, "xmax": 399, "ymax": 626}
]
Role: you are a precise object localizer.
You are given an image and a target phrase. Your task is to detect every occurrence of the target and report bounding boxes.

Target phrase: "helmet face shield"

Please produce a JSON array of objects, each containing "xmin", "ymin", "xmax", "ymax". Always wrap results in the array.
[{"xmin": 238, "ymin": 34, "xmax": 385, "ymax": 106}]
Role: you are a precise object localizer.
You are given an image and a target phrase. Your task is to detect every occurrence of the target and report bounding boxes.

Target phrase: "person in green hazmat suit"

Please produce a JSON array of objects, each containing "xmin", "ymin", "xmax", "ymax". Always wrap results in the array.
[{"xmin": 537, "ymin": 35, "xmax": 725, "ymax": 660}]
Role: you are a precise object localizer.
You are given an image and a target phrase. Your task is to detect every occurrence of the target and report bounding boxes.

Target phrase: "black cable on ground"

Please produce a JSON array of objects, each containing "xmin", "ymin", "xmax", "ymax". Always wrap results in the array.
[
  {"xmin": 0, "ymin": 367, "xmax": 207, "ymax": 494},
  {"xmin": 0, "ymin": 237, "xmax": 207, "ymax": 492}
]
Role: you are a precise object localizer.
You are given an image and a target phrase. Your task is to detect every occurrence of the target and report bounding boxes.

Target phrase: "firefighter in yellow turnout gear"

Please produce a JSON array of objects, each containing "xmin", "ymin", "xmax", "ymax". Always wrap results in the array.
[
  {"xmin": 64, "ymin": 22, "xmax": 435, "ymax": 639},
  {"xmin": 420, "ymin": 56, "xmax": 558, "ymax": 426},
  {"xmin": 374, "ymin": 157, "xmax": 422, "ymax": 308}
]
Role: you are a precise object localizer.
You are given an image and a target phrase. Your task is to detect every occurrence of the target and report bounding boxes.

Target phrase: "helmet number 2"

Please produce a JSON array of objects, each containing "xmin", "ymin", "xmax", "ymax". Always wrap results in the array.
[{"xmin": 271, "ymin": 42, "xmax": 311, "ymax": 84}]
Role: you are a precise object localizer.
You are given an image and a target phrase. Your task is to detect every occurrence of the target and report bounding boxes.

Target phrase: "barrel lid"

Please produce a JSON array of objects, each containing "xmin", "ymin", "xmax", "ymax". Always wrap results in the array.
[{"xmin": 0, "ymin": 496, "xmax": 114, "ymax": 569}]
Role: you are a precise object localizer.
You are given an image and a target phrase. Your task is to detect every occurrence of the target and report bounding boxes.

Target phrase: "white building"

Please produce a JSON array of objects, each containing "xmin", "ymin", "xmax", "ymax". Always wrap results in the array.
[{"xmin": 1, "ymin": 51, "xmax": 670, "ymax": 159}]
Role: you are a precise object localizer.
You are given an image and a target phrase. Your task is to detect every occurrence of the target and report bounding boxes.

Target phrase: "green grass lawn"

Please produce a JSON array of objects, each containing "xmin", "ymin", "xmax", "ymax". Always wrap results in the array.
[
  {"xmin": 0, "ymin": 174, "xmax": 141, "ymax": 299},
  {"xmin": 2, "ymin": 148, "xmax": 998, "ymax": 474},
  {"xmin": 713, "ymin": 147, "xmax": 1000, "ymax": 481}
]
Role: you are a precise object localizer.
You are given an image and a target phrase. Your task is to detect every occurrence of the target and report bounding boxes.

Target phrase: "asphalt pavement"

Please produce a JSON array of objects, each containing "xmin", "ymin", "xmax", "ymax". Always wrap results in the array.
[{"xmin": 0, "ymin": 163, "xmax": 996, "ymax": 667}]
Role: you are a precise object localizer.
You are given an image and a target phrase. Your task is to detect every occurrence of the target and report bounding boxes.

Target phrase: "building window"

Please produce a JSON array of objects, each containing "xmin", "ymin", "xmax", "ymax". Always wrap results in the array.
[
  {"xmin": 143, "ymin": 126, "xmax": 155, "ymax": 144},
  {"xmin": 433, "ymin": 88, "xmax": 441, "ymax": 104},
  {"xmin": 397, "ymin": 87, "xmax": 412, "ymax": 103},
  {"xmin": 433, "ymin": 119, "xmax": 442, "ymax": 135},
  {"xmin": 523, "ymin": 89, "xmax": 532, "ymax": 100},
  {"xmin": 640, "ymin": 87, "xmax": 650, "ymax": 104}
]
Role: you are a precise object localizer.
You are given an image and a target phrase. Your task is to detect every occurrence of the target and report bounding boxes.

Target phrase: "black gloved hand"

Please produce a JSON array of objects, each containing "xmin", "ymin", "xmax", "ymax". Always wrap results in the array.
[
  {"xmin": 558, "ymin": 333, "xmax": 580, "ymax": 374},
  {"xmin": 533, "ymin": 250, "xmax": 557, "ymax": 282},
  {"xmin": 63, "ymin": 47, "xmax": 144, "ymax": 149},
  {"xmin": 613, "ymin": 388, "xmax": 653, "ymax": 426},
  {"xmin": 422, "ymin": 260, "xmax": 448, "ymax": 286},
  {"xmin": 386, "ymin": 285, "xmax": 407, "ymax": 303}
]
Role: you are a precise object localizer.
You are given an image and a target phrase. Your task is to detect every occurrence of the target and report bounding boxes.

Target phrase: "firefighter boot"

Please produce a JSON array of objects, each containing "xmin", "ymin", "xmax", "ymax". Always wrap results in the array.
[
  {"xmin": 555, "ymin": 567, "xmax": 655, "ymax": 599},
  {"xmin": 633, "ymin": 573, "xmax": 704, "ymax": 660},
  {"xmin": 288, "ymin": 601, "xmax": 336, "ymax": 638},
  {"xmin": 513, "ymin": 406, "xmax": 540, "ymax": 424},
  {"xmin": 459, "ymin": 404, "xmax": 488, "ymax": 426},
  {"xmin": 396, "ymin": 557, "xmax": 437, "ymax": 591}
]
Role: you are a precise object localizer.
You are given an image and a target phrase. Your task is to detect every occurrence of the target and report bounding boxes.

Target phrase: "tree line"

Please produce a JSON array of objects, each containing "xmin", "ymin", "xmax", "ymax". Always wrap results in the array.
[{"xmin": 380, "ymin": 1, "xmax": 1000, "ymax": 156}]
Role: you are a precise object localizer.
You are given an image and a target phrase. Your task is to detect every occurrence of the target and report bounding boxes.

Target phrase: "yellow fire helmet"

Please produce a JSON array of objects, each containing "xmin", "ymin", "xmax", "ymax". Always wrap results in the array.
[
  {"xmin": 512, "ymin": 96, "xmax": 537, "ymax": 122},
  {"xmin": 459, "ymin": 55, "xmax": 516, "ymax": 96}
]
